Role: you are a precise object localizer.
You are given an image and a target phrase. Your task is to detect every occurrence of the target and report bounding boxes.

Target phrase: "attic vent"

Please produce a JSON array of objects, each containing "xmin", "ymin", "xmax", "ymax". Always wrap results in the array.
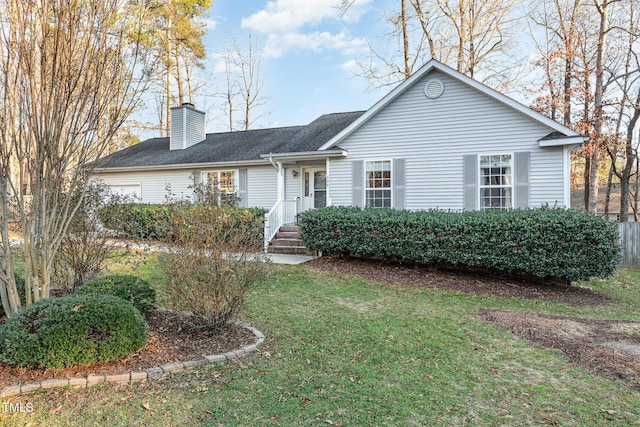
[{"xmin": 424, "ymin": 79, "xmax": 444, "ymax": 99}]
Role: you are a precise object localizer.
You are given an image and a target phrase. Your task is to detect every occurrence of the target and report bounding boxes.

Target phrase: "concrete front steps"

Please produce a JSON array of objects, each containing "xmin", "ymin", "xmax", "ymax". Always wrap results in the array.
[{"xmin": 268, "ymin": 225, "xmax": 315, "ymax": 255}]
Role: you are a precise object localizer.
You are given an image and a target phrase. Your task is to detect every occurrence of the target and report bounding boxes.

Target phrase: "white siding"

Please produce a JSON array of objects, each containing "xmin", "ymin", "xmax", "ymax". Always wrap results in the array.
[
  {"xmin": 95, "ymin": 165, "xmax": 279, "ymax": 209},
  {"xmin": 284, "ymin": 167, "xmax": 302, "ymax": 202},
  {"xmin": 246, "ymin": 166, "xmax": 278, "ymax": 209},
  {"xmin": 93, "ymin": 170, "xmax": 194, "ymax": 204},
  {"xmin": 329, "ymin": 70, "xmax": 567, "ymax": 210}
]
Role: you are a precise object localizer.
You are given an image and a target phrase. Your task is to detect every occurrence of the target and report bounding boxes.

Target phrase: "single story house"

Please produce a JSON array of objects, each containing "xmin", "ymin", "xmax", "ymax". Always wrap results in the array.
[{"xmin": 93, "ymin": 59, "xmax": 586, "ymax": 247}]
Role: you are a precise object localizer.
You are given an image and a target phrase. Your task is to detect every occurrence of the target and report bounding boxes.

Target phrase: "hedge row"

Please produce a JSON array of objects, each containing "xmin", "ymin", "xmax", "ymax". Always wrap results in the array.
[
  {"xmin": 99, "ymin": 203, "xmax": 266, "ymax": 242},
  {"xmin": 99, "ymin": 203, "xmax": 170, "ymax": 240},
  {"xmin": 298, "ymin": 206, "xmax": 622, "ymax": 282}
]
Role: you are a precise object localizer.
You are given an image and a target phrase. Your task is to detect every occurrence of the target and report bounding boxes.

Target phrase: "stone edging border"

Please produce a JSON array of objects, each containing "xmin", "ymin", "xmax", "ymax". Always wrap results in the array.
[{"xmin": 0, "ymin": 320, "xmax": 264, "ymax": 398}]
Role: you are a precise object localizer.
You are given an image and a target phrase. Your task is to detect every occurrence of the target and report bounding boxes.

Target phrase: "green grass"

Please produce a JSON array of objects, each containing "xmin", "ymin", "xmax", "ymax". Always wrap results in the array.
[{"xmin": 1, "ymin": 253, "xmax": 640, "ymax": 426}]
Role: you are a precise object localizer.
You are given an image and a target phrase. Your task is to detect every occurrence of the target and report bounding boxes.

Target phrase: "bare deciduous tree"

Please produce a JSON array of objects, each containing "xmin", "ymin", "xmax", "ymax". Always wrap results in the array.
[
  {"xmin": 0, "ymin": 0, "xmax": 150, "ymax": 317},
  {"xmin": 218, "ymin": 33, "xmax": 269, "ymax": 131},
  {"xmin": 353, "ymin": 0, "xmax": 519, "ymax": 88}
]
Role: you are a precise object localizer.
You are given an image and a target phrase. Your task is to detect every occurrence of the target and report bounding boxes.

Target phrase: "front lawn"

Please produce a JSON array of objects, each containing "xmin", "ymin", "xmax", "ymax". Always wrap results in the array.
[{"xmin": 1, "ymin": 253, "xmax": 639, "ymax": 426}]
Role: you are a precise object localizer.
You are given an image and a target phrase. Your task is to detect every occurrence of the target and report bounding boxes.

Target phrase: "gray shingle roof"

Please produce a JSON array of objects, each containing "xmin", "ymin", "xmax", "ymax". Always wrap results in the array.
[{"xmin": 95, "ymin": 111, "xmax": 365, "ymax": 169}]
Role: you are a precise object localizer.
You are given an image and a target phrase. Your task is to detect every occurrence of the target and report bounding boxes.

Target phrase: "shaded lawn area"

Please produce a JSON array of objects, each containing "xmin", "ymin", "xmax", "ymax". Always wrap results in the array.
[{"xmin": 1, "ymin": 253, "xmax": 640, "ymax": 426}]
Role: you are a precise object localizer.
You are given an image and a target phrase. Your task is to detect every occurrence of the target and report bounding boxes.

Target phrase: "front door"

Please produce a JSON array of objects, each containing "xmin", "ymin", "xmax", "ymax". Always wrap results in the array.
[{"xmin": 302, "ymin": 168, "xmax": 326, "ymax": 211}]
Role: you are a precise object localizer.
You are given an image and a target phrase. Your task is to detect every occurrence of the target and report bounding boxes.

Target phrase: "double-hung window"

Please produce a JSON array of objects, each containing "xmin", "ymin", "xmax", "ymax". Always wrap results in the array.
[
  {"xmin": 365, "ymin": 160, "xmax": 391, "ymax": 208},
  {"xmin": 206, "ymin": 170, "xmax": 237, "ymax": 206},
  {"xmin": 479, "ymin": 154, "xmax": 512, "ymax": 210}
]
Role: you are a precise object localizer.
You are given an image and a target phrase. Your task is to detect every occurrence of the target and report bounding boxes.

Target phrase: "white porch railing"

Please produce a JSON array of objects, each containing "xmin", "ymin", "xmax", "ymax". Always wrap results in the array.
[{"xmin": 264, "ymin": 199, "xmax": 297, "ymax": 251}]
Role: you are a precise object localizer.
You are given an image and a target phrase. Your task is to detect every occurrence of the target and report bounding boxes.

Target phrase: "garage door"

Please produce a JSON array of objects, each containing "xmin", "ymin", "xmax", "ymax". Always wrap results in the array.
[{"xmin": 109, "ymin": 184, "xmax": 141, "ymax": 200}]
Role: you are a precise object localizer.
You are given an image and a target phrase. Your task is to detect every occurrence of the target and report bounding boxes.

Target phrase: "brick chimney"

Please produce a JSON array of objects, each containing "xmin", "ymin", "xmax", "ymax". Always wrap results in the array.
[{"xmin": 170, "ymin": 103, "xmax": 206, "ymax": 150}]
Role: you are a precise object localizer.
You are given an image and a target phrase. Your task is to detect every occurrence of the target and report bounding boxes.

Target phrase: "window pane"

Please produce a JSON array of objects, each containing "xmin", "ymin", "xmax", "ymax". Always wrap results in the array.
[
  {"xmin": 366, "ymin": 189, "xmax": 391, "ymax": 208},
  {"xmin": 304, "ymin": 172, "xmax": 310, "ymax": 197},
  {"xmin": 314, "ymin": 171, "xmax": 326, "ymax": 190},
  {"xmin": 207, "ymin": 172, "xmax": 219, "ymax": 187},
  {"xmin": 219, "ymin": 171, "xmax": 236, "ymax": 192},
  {"xmin": 365, "ymin": 160, "xmax": 392, "ymax": 208},
  {"xmin": 479, "ymin": 154, "xmax": 513, "ymax": 210}
]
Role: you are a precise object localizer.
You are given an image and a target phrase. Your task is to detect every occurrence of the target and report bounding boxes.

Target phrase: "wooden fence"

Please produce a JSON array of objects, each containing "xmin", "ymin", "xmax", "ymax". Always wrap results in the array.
[{"xmin": 619, "ymin": 222, "xmax": 640, "ymax": 269}]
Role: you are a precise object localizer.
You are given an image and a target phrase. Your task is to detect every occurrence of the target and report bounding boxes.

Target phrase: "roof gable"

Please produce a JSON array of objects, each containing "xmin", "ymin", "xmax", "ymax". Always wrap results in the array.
[{"xmin": 319, "ymin": 60, "xmax": 584, "ymax": 151}]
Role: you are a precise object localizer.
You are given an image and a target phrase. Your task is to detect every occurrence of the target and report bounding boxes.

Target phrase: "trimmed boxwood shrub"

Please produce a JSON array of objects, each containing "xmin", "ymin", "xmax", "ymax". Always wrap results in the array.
[
  {"xmin": 98, "ymin": 203, "xmax": 171, "ymax": 240},
  {"xmin": 0, "ymin": 293, "xmax": 148, "ymax": 369},
  {"xmin": 298, "ymin": 206, "xmax": 622, "ymax": 282},
  {"xmin": 76, "ymin": 274, "xmax": 156, "ymax": 313},
  {"xmin": 98, "ymin": 203, "xmax": 267, "ymax": 243}
]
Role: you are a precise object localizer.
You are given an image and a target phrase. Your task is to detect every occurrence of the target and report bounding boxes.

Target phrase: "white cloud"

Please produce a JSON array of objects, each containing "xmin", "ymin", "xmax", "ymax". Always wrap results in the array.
[
  {"xmin": 341, "ymin": 0, "xmax": 374, "ymax": 23},
  {"xmin": 240, "ymin": 0, "xmax": 372, "ymax": 58},
  {"xmin": 340, "ymin": 59, "xmax": 359, "ymax": 73},
  {"xmin": 263, "ymin": 31, "xmax": 367, "ymax": 58},
  {"xmin": 199, "ymin": 17, "xmax": 218, "ymax": 31}
]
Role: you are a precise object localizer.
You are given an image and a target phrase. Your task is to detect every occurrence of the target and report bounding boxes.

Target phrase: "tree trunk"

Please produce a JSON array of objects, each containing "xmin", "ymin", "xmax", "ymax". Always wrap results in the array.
[
  {"xmin": 175, "ymin": 48, "xmax": 184, "ymax": 105},
  {"xmin": 619, "ymin": 115, "xmax": 639, "ymax": 222},
  {"xmin": 588, "ymin": 0, "xmax": 610, "ymax": 213},
  {"xmin": 604, "ymin": 164, "xmax": 613, "ymax": 216},
  {"xmin": 634, "ymin": 153, "xmax": 639, "ymax": 221},
  {"xmin": 584, "ymin": 156, "xmax": 591, "ymax": 210},
  {"xmin": 401, "ymin": 0, "xmax": 411, "ymax": 79}
]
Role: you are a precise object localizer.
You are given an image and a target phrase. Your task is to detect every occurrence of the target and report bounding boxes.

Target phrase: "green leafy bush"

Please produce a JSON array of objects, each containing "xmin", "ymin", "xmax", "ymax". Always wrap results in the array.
[
  {"xmin": 0, "ymin": 293, "xmax": 148, "ymax": 368},
  {"xmin": 98, "ymin": 202, "xmax": 266, "ymax": 242},
  {"xmin": 98, "ymin": 203, "xmax": 171, "ymax": 240},
  {"xmin": 76, "ymin": 274, "xmax": 156, "ymax": 313},
  {"xmin": 298, "ymin": 206, "xmax": 622, "ymax": 282}
]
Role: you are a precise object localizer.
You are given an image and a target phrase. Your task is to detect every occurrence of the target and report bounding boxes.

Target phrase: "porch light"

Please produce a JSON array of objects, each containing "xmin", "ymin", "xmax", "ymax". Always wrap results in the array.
[{"xmin": 292, "ymin": 169, "xmax": 299, "ymax": 178}]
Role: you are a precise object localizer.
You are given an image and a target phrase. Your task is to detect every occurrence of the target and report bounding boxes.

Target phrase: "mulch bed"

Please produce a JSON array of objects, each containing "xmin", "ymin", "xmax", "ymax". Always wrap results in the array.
[
  {"xmin": 306, "ymin": 255, "xmax": 612, "ymax": 307},
  {"xmin": 0, "ymin": 309, "xmax": 257, "ymax": 390},
  {"xmin": 478, "ymin": 309, "xmax": 640, "ymax": 389},
  {"xmin": 307, "ymin": 255, "xmax": 640, "ymax": 388}
]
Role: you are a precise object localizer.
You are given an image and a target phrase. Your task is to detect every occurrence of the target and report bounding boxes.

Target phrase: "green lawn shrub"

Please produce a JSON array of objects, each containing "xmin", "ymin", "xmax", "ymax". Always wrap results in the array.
[
  {"xmin": 76, "ymin": 274, "xmax": 156, "ymax": 313},
  {"xmin": 98, "ymin": 203, "xmax": 171, "ymax": 240},
  {"xmin": 0, "ymin": 293, "xmax": 148, "ymax": 369},
  {"xmin": 98, "ymin": 203, "xmax": 266, "ymax": 242},
  {"xmin": 298, "ymin": 206, "xmax": 622, "ymax": 282}
]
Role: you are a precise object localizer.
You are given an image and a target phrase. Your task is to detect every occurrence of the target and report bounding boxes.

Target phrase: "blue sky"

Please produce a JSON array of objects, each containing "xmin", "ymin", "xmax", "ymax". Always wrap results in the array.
[{"xmin": 199, "ymin": 0, "xmax": 390, "ymax": 131}]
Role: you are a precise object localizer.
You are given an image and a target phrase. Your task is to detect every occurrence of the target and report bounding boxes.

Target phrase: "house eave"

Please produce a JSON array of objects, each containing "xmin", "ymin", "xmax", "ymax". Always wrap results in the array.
[
  {"xmin": 93, "ymin": 159, "xmax": 270, "ymax": 173},
  {"xmin": 259, "ymin": 149, "xmax": 347, "ymax": 162},
  {"xmin": 538, "ymin": 135, "xmax": 588, "ymax": 147}
]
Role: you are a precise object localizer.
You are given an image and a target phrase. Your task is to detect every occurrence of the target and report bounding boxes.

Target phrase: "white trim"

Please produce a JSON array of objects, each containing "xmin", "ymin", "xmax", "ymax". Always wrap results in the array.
[
  {"xmin": 319, "ymin": 60, "xmax": 583, "ymax": 151},
  {"xmin": 259, "ymin": 149, "xmax": 347, "ymax": 162},
  {"xmin": 94, "ymin": 159, "xmax": 269, "ymax": 173},
  {"xmin": 300, "ymin": 167, "xmax": 327, "ymax": 211},
  {"xmin": 325, "ymin": 157, "xmax": 331, "ymax": 207},
  {"xmin": 539, "ymin": 135, "xmax": 587, "ymax": 147},
  {"xmin": 364, "ymin": 159, "xmax": 393, "ymax": 208},
  {"xmin": 478, "ymin": 153, "xmax": 514, "ymax": 210}
]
